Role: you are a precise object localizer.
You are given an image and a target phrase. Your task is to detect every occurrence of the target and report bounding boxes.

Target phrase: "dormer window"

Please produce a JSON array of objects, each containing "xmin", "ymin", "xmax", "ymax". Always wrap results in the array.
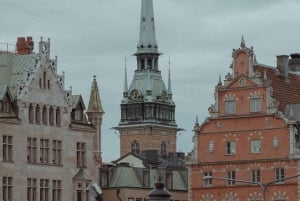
[
  {"xmin": 75, "ymin": 110, "xmax": 82, "ymax": 121},
  {"xmin": 1, "ymin": 100, "xmax": 10, "ymax": 113}
]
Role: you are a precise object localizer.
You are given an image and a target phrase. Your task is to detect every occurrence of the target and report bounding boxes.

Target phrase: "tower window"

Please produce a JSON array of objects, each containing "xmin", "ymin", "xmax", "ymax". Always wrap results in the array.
[
  {"xmin": 131, "ymin": 140, "xmax": 140, "ymax": 155},
  {"xmin": 161, "ymin": 141, "xmax": 167, "ymax": 156},
  {"xmin": 147, "ymin": 59, "xmax": 152, "ymax": 69},
  {"xmin": 141, "ymin": 59, "xmax": 145, "ymax": 69}
]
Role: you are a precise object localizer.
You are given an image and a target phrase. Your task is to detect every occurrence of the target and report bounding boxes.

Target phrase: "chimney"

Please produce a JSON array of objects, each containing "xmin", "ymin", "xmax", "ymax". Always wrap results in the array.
[
  {"xmin": 16, "ymin": 36, "xmax": 34, "ymax": 55},
  {"xmin": 276, "ymin": 55, "xmax": 289, "ymax": 81},
  {"xmin": 289, "ymin": 53, "xmax": 300, "ymax": 72}
]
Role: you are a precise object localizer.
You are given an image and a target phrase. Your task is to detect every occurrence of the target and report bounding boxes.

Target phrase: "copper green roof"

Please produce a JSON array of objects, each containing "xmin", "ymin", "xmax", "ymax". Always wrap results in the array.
[{"xmin": 87, "ymin": 76, "xmax": 104, "ymax": 113}]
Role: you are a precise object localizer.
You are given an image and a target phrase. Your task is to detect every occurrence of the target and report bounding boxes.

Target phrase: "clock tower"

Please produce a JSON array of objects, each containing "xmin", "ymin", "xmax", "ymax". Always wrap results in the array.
[{"xmin": 115, "ymin": 0, "xmax": 179, "ymax": 157}]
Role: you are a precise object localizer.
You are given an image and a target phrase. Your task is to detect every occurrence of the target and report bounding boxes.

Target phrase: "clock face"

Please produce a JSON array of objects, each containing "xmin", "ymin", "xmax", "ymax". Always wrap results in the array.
[{"xmin": 131, "ymin": 91, "xmax": 138, "ymax": 100}]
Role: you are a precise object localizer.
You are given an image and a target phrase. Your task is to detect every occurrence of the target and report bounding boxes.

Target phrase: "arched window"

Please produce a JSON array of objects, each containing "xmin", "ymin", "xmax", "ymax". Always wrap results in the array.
[
  {"xmin": 29, "ymin": 104, "xmax": 34, "ymax": 124},
  {"xmin": 161, "ymin": 141, "xmax": 167, "ymax": 156},
  {"xmin": 131, "ymin": 140, "xmax": 140, "ymax": 155}
]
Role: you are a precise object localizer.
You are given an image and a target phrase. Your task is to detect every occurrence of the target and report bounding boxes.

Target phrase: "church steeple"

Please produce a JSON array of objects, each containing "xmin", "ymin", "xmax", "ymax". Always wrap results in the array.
[
  {"xmin": 116, "ymin": 0, "xmax": 179, "ymax": 157},
  {"xmin": 135, "ymin": 0, "xmax": 160, "ymax": 71}
]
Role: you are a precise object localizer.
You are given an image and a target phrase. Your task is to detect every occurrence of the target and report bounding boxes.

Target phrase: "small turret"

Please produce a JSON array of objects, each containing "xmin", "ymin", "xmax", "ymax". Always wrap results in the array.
[{"xmin": 87, "ymin": 76, "xmax": 104, "ymax": 165}]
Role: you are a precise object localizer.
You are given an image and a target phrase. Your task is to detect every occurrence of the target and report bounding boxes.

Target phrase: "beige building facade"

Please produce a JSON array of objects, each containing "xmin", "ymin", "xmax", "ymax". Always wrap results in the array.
[{"xmin": 0, "ymin": 37, "xmax": 104, "ymax": 201}]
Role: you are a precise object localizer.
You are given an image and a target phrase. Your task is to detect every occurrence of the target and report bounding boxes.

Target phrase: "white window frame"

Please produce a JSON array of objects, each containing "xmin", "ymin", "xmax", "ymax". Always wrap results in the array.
[
  {"xmin": 203, "ymin": 172, "xmax": 212, "ymax": 187},
  {"xmin": 250, "ymin": 97, "xmax": 262, "ymax": 112},
  {"xmin": 251, "ymin": 169, "xmax": 261, "ymax": 184},
  {"xmin": 275, "ymin": 168, "xmax": 285, "ymax": 184},
  {"xmin": 225, "ymin": 100, "xmax": 236, "ymax": 114},
  {"xmin": 226, "ymin": 141, "xmax": 236, "ymax": 155},
  {"xmin": 227, "ymin": 171, "xmax": 236, "ymax": 186},
  {"xmin": 251, "ymin": 140, "xmax": 262, "ymax": 153}
]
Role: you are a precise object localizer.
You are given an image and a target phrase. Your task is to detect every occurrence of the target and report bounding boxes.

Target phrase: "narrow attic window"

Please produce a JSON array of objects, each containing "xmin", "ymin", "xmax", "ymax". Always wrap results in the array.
[
  {"xmin": 75, "ymin": 110, "xmax": 82, "ymax": 121},
  {"xmin": 2, "ymin": 100, "xmax": 10, "ymax": 113}
]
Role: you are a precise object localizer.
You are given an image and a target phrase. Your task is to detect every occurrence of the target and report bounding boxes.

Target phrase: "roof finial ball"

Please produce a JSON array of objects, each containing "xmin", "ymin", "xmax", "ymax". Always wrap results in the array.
[{"xmin": 148, "ymin": 179, "xmax": 172, "ymax": 201}]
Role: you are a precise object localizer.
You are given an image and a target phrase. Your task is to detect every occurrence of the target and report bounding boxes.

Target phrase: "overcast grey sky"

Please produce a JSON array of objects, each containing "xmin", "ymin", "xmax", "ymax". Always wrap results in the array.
[{"xmin": 1, "ymin": 0, "xmax": 300, "ymax": 162}]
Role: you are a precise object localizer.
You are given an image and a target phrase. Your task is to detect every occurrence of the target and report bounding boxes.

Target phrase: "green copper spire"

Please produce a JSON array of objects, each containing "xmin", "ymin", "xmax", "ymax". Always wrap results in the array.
[{"xmin": 136, "ymin": 0, "xmax": 158, "ymax": 54}]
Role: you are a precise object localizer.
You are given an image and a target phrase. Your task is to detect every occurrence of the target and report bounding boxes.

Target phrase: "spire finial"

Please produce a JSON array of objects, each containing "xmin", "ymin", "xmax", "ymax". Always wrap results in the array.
[
  {"xmin": 124, "ymin": 56, "xmax": 128, "ymax": 93},
  {"xmin": 218, "ymin": 74, "xmax": 222, "ymax": 85},
  {"xmin": 195, "ymin": 115, "xmax": 199, "ymax": 126},
  {"xmin": 136, "ymin": 0, "xmax": 158, "ymax": 54},
  {"xmin": 241, "ymin": 35, "xmax": 246, "ymax": 48},
  {"xmin": 168, "ymin": 57, "xmax": 172, "ymax": 95}
]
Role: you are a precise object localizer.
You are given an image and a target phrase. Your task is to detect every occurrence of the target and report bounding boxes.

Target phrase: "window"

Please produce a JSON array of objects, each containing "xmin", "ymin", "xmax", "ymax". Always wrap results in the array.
[
  {"xmin": 2, "ymin": 100, "xmax": 10, "ymax": 113},
  {"xmin": 3, "ymin": 177, "xmax": 12, "ymax": 201},
  {"xmin": 27, "ymin": 178, "xmax": 37, "ymax": 201},
  {"xmin": 226, "ymin": 141, "xmax": 236, "ymax": 155},
  {"xmin": 76, "ymin": 142, "xmax": 86, "ymax": 167},
  {"xmin": 227, "ymin": 171, "xmax": 235, "ymax": 186},
  {"xmin": 75, "ymin": 110, "xmax": 82, "ymax": 121},
  {"xmin": 52, "ymin": 180, "xmax": 61, "ymax": 201},
  {"xmin": 142, "ymin": 171, "xmax": 149, "ymax": 187},
  {"xmin": 225, "ymin": 100, "xmax": 236, "ymax": 114},
  {"xmin": 136, "ymin": 198, "xmax": 142, "ymax": 201},
  {"xmin": 100, "ymin": 169, "xmax": 109, "ymax": 187},
  {"xmin": 250, "ymin": 97, "xmax": 261, "ymax": 112},
  {"xmin": 27, "ymin": 137, "xmax": 37, "ymax": 163},
  {"xmin": 42, "ymin": 106, "xmax": 47, "ymax": 125},
  {"xmin": 40, "ymin": 179, "xmax": 49, "ymax": 201},
  {"xmin": 166, "ymin": 173, "xmax": 173, "ymax": 189},
  {"xmin": 131, "ymin": 140, "xmax": 140, "ymax": 155},
  {"xmin": 49, "ymin": 107, "xmax": 54, "ymax": 126},
  {"xmin": 36, "ymin": 105, "xmax": 41, "ymax": 124},
  {"xmin": 251, "ymin": 169, "xmax": 261, "ymax": 184},
  {"xmin": 76, "ymin": 182, "xmax": 90, "ymax": 201},
  {"xmin": 203, "ymin": 172, "xmax": 212, "ymax": 187},
  {"xmin": 128, "ymin": 198, "xmax": 134, "ymax": 201},
  {"xmin": 56, "ymin": 108, "xmax": 61, "ymax": 126},
  {"xmin": 40, "ymin": 139, "xmax": 49, "ymax": 164},
  {"xmin": 3, "ymin": 135, "xmax": 13, "ymax": 162},
  {"xmin": 52, "ymin": 140, "xmax": 62, "ymax": 165},
  {"xmin": 251, "ymin": 140, "xmax": 261, "ymax": 153},
  {"xmin": 275, "ymin": 168, "xmax": 285, "ymax": 183},
  {"xmin": 43, "ymin": 72, "xmax": 47, "ymax": 89},
  {"xmin": 29, "ymin": 104, "xmax": 34, "ymax": 124},
  {"xmin": 161, "ymin": 141, "xmax": 167, "ymax": 156},
  {"xmin": 77, "ymin": 190, "xmax": 83, "ymax": 201}
]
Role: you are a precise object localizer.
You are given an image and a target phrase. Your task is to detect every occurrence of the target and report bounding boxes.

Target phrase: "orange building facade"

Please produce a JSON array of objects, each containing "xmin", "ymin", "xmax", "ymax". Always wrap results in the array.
[{"xmin": 188, "ymin": 38, "xmax": 300, "ymax": 201}]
